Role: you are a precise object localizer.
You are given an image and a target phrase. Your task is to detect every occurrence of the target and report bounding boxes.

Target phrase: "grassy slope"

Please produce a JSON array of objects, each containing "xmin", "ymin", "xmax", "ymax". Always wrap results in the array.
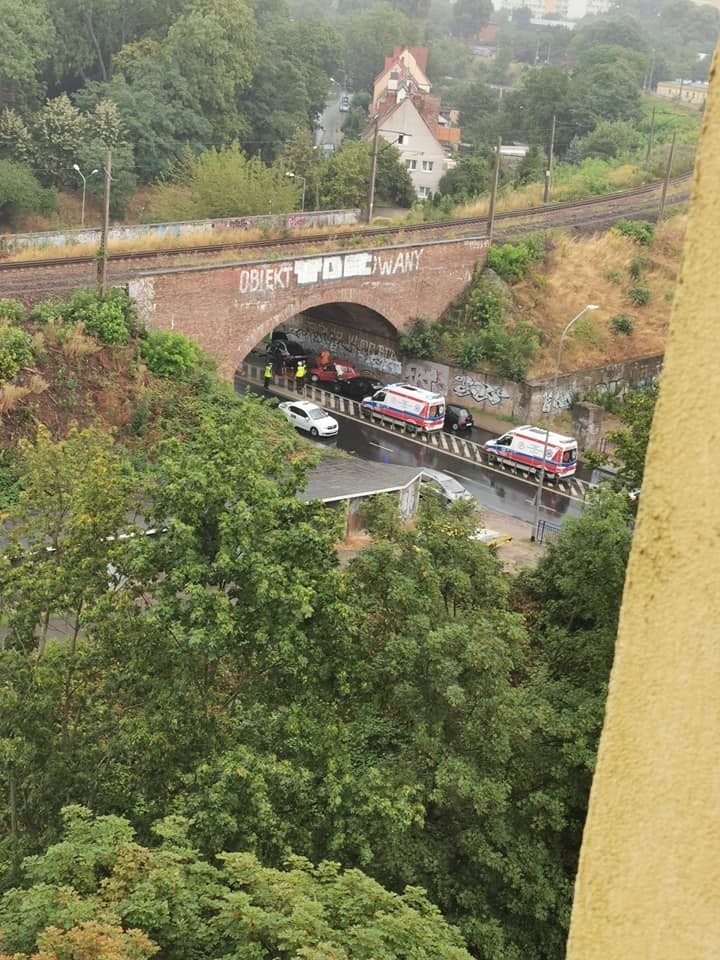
[{"xmin": 511, "ymin": 216, "xmax": 685, "ymax": 379}]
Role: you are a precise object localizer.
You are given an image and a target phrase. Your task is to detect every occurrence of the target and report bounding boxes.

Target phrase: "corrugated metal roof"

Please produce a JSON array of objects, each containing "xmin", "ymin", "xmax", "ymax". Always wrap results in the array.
[{"xmin": 300, "ymin": 456, "xmax": 422, "ymax": 503}]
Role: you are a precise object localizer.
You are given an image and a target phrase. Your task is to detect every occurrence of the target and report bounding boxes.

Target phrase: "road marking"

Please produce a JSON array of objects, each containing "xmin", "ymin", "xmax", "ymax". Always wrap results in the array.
[{"xmin": 369, "ymin": 441, "xmax": 394, "ymax": 452}]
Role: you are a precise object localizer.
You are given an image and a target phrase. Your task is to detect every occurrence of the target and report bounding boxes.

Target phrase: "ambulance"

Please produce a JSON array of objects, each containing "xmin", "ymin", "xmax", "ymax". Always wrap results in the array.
[
  {"xmin": 360, "ymin": 382, "xmax": 446, "ymax": 433},
  {"xmin": 483, "ymin": 425, "xmax": 578, "ymax": 478}
]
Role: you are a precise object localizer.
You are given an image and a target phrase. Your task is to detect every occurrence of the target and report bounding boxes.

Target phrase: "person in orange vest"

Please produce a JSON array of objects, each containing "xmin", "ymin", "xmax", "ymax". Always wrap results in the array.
[{"xmin": 295, "ymin": 359, "xmax": 307, "ymax": 392}]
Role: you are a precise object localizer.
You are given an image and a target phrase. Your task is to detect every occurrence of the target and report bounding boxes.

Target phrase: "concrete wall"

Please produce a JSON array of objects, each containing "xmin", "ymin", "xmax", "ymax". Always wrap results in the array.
[
  {"xmin": 0, "ymin": 209, "xmax": 360, "ymax": 254},
  {"xmin": 565, "ymin": 46, "xmax": 720, "ymax": 960}
]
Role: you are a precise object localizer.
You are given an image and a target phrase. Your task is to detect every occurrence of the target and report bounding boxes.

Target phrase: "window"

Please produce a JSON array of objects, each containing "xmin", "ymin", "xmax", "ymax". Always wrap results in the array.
[
  {"xmin": 397, "ymin": 134, "xmax": 406, "ymax": 145},
  {"xmin": 417, "ymin": 186, "xmax": 430, "ymax": 198},
  {"xmin": 421, "ymin": 160, "xmax": 434, "ymax": 172},
  {"xmin": 405, "ymin": 159, "xmax": 417, "ymax": 170}
]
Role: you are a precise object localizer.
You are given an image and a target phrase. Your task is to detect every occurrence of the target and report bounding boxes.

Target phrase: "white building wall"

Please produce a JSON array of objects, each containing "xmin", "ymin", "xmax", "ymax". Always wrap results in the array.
[{"xmin": 375, "ymin": 98, "xmax": 450, "ymax": 198}]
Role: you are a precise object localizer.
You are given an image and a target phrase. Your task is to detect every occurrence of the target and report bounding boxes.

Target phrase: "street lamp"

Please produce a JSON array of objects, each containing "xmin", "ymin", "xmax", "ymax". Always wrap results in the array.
[
  {"xmin": 285, "ymin": 171, "xmax": 306, "ymax": 211},
  {"xmin": 72, "ymin": 163, "xmax": 99, "ymax": 228},
  {"xmin": 531, "ymin": 304, "xmax": 599, "ymax": 541}
]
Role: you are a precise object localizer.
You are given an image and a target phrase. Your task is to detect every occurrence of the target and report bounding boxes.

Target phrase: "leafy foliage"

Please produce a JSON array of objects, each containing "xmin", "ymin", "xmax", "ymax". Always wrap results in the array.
[
  {"xmin": 627, "ymin": 283, "xmax": 650, "ymax": 306},
  {"xmin": 140, "ymin": 331, "xmax": 204, "ymax": 379},
  {"xmin": 615, "ymin": 219, "xmax": 655, "ymax": 246},
  {"xmin": 0, "ymin": 327, "xmax": 34, "ymax": 381},
  {"xmin": 0, "ymin": 160, "xmax": 56, "ymax": 224},
  {"xmin": 611, "ymin": 313, "xmax": 634, "ymax": 336},
  {"xmin": 486, "ymin": 235, "xmax": 545, "ymax": 282},
  {"xmin": 605, "ymin": 382, "xmax": 659, "ymax": 491}
]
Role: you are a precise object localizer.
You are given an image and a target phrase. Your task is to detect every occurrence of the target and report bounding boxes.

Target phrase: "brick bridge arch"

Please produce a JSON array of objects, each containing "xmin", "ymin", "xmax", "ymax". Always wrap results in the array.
[{"xmin": 128, "ymin": 235, "xmax": 489, "ymax": 378}]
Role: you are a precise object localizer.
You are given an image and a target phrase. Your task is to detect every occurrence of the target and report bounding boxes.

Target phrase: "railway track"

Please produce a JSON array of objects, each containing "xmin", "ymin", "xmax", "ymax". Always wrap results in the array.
[{"xmin": 0, "ymin": 174, "xmax": 691, "ymax": 300}]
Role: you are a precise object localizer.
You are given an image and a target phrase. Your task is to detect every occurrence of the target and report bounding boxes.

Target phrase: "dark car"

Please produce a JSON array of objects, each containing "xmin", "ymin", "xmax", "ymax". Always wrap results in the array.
[
  {"xmin": 335, "ymin": 375, "xmax": 384, "ymax": 401},
  {"xmin": 266, "ymin": 339, "xmax": 307, "ymax": 370},
  {"xmin": 444, "ymin": 403, "xmax": 474, "ymax": 432}
]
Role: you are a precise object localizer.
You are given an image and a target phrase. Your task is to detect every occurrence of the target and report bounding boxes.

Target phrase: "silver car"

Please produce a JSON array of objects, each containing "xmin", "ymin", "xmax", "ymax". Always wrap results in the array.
[{"xmin": 419, "ymin": 468, "xmax": 474, "ymax": 502}]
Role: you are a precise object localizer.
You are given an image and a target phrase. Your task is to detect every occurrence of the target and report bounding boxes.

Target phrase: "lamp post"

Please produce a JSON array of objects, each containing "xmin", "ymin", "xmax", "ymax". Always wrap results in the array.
[
  {"xmin": 72, "ymin": 163, "xmax": 99, "ymax": 228},
  {"xmin": 531, "ymin": 304, "xmax": 599, "ymax": 540},
  {"xmin": 285, "ymin": 171, "xmax": 306, "ymax": 211}
]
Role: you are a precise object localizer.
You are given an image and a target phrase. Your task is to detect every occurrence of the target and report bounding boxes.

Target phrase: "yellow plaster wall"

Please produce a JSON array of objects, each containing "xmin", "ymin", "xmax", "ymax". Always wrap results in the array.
[{"xmin": 565, "ymin": 50, "xmax": 720, "ymax": 960}]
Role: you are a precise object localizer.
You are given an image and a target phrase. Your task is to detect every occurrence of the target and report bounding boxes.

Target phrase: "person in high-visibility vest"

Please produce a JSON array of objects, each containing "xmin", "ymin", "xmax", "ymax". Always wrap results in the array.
[
  {"xmin": 295, "ymin": 360, "xmax": 307, "ymax": 392},
  {"xmin": 263, "ymin": 361, "xmax": 273, "ymax": 391}
]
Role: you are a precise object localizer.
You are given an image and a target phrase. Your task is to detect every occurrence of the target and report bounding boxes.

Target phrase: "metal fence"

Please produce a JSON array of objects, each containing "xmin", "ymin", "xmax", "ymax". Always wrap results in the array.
[{"xmin": 535, "ymin": 519, "xmax": 562, "ymax": 545}]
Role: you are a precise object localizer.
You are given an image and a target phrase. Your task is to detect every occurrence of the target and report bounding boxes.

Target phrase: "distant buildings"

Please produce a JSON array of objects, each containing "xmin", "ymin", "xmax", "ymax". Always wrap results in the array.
[
  {"xmin": 656, "ymin": 79, "xmax": 709, "ymax": 106},
  {"xmin": 492, "ymin": 0, "xmax": 612, "ymax": 17},
  {"xmin": 363, "ymin": 46, "xmax": 460, "ymax": 200}
]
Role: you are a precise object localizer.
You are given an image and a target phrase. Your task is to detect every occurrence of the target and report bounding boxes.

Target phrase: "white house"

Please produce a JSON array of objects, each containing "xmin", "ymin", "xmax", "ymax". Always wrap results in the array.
[{"xmin": 364, "ymin": 97, "xmax": 454, "ymax": 199}]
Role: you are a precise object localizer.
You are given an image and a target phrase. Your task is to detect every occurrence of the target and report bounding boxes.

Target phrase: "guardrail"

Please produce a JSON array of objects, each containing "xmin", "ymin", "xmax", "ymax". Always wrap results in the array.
[{"xmin": 240, "ymin": 361, "xmax": 589, "ymax": 500}]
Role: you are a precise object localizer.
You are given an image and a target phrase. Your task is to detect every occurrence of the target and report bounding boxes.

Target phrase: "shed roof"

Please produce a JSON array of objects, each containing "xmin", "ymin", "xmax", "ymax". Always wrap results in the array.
[{"xmin": 300, "ymin": 456, "xmax": 422, "ymax": 504}]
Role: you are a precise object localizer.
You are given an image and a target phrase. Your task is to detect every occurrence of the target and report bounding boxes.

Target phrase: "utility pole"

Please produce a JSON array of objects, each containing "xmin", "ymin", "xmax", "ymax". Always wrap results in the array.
[
  {"xmin": 645, "ymin": 105, "xmax": 656, "ymax": 165},
  {"xmin": 97, "ymin": 148, "xmax": 112, "ymax": 296},
  {"xmin": 658, "ymin": 132, "xmax": 677, "ymax": 223},
  {"xmin": 487, "ymin": 136, "xmax": 502, "ymax": 242},
  {"xmin": 366, "ymin": 114, "xmax": 380, "ymax": 225},
  {"xmin": 543, "ymin": 113, "xmax": 556, "ymax": 204}
]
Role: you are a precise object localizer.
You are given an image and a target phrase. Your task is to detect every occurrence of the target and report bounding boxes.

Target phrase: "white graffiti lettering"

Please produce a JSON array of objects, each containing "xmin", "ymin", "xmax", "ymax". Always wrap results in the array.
[
  {"xmin": 239, "ymin": 249, "xmax": 423, "ymax": 293},
  {"xmin": 284, "ymin": 323, "xmax": 402, "ymax": 375},
  {"xmin": 541, "ymin": 387, "xmax": 573, "ymax": 414},
  {"xmin": 453, "ymin": 374, "xmax": 511, "ymax": 406},
  {"xmin": 239, "ymin": 264, "xmax": 293, "ymax": 294}
]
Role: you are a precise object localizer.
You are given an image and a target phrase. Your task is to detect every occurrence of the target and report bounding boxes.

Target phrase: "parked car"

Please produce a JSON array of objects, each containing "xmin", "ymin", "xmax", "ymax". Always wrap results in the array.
[
  {"xmin": 335, "ymin": 375, "xmax": 384, "ymax": 401},
  {"xmin": 278, "ymin": 400, "xmax": 339, "ymax": 437},
  {"xmin": 444, "ymin": 404, "xmax": 474, "ymax": 432},
  {"xmin": 340, "ymin": 95, "xmax": 350, "ymax": 111},
  {"xmin": 310, "ymin": 361, "xmax": 358, "ymax": 384},
  {"xmin": 266, "ymin": 339, "xmax": 307, "ymax": 370},
  {"xmin": 419, "ymin": 467, "xmax": 474, "ymax": 502}
]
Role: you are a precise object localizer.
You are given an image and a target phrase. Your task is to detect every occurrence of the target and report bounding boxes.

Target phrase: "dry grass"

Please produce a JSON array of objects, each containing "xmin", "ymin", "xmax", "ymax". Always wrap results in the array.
[
  {"xmin": 27, "ymin": 374, "xmax": 49, "ymax": 395},
  {"xmin": 61, "ymin": 325, "xmax": 103, "ymax": 359},
  {"xmin": 4, "ymin": 221, "xmax": 363, "ymax": 264},
  {"xmin": 0, "ymin": 383, "xmax": 31, "ymax": 413},
  {"xmin": 516, "ymin": 215, "xmax": 686, "ymax": 379}
]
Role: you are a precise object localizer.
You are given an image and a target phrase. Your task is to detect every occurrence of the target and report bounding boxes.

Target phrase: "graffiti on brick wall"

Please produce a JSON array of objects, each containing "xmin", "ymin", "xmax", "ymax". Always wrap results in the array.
[
  {"xmin": 453, "ymin": 374, "xmax": 511, "ymax": 406},
  {"xmin": 403, "ymin": 361, "xmax": 448, "ymax": 395},
  {"xmin": 128, "ymin": 277, "xmax": 156, "ymax": 323},
  {"xmin": 238, "ymin": 248, "xmax": 424, "ymax": 294},
  {"xmin": 285, "ymin": 324, "xmax": 402, "ymax": 375}
]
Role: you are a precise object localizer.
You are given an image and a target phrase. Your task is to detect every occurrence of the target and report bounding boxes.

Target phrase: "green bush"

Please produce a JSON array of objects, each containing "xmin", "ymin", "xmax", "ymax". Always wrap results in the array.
[
  {"xmin": 464, "ymin": 277, "xmax": 506, "ymax": 327},
  {"xmin": 64, "ymin": 288, "xmax": 137, "ymax": 344},
  {"xmin": 0, "ymin": 326, "xmax": 34, "ymax": 381},
  {"xmin": 604, "ymin": 268, "xmax": 622, "ymax": 285},
  {"xmin": 29, "ymin": 299, "xmax": 64, "ymax": 325},
  {"xmin": 615, "ymin": 219, "xmax": 655, "ymax": 246},
  {"xmin": 611, "ymin": 313, "xmax": 634, "ymax": 335},
  {"xmin": 628, "ymin": 255, "xmax": 647, "ymax": 281},
  {"xmin": 486, "ymin": 235, "xmax": 545, "ymax": 282},
  {"xmin": 0, "ymin": 299, "xmax": 26, "ymax": 324},
  {"xmin": 140, "ymin": 330, "xmax": 203, "ymax": 378},
  {"xmin": 628, "ymin": 284, "xmax": 650, "ymax": 306},
  {"xmin": 398, "ymin": 316, "xmax": 440, "ymax": 359}
]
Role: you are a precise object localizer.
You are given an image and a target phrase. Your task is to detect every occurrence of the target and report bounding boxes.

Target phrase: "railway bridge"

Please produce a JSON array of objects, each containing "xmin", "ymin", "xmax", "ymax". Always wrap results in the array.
[{"xmin": 128, "ymin": 235, "xmax": 490, "ymax": 378}]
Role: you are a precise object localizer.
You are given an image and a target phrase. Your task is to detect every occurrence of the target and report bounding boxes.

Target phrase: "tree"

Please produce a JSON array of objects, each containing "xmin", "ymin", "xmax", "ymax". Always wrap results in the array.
[
  {"xmin": 73, "ymin": 59, "xmax": 212, "ymax": 184},
  {"xmin": 149, "ymin": 144, "xmax": 297, "ymax": 220},
  {"xmin": 164, "ymin": 0, "xmax": 257, "ymax": 144},
  {"xmin": 514, "ymin": 144, "xmax": 545, "ymax": 186},
  {"xmin": 574, "ymin": 43, "xmax": 647, "ymax": 88},
  {"xmin": 438, "ymin": 152, "xmax": 493, "ymax": 202},
  {"xmin": 569, "ymin": 61, "xmax": 643, "ymax": 139},
  {"xmin": 0, "ymin": 159, "xmax": 56, "ymax": 224},
  {"xmin": 319, "ymin": 139, "xmax": 371, "ymax": 210},
  {"xmin": 605, "ymin": 382, "xmax": 659, "ymax": 492},
  {"xmin": 452, "ymin": 80, "xmax": 501, "ymax": 149},
  {"xmin": 375, "ymin": 139, "xmax": 415, "ymax": 207},
  {"xmin": 501, "ymin": 65, "xmax": 571, "ymax": 151},
  {"xmin": 579, "ymin": 119, "xmax": 644, "ymax": 161},
  {"xmin": 342, "ymin": 4, "xmax": 420, "ymax": 94},
  {"xmin": 0, "ymin": 807, "xmax": 475, "ymax": 960},
  {"xmin": 452, "ymin": 0, "xmax": 492, "ymax": 40},
  {"xmin": 568, "ymin": 15, "xmax": 648, "ymax": 57},
  {"xmin": 0, "ymin": 0, "xmax": 53, "ymax": 112}
]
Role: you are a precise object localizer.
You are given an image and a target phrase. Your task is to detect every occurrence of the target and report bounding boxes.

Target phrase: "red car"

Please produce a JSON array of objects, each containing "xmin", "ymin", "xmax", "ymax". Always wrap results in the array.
[{"xmin": 309, "ymin": 361, "xmax": 358, "ymax": 384}]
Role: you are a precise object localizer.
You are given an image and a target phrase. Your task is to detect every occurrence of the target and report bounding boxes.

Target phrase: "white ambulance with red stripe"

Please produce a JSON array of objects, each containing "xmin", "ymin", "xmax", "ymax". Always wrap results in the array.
[
  {"xmin": 360, "ymin": 383, "xmax": 446, "ymax": 434},
  {"xmin": 483, "ymin": 425, "xmax": 578, "ymax": 478}
]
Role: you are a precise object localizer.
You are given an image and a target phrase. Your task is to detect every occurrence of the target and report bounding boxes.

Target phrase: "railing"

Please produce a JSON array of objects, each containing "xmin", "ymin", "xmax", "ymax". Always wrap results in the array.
[{"xmin": 534, "ymin": 519, "xmax": 562, "ymax": 544}]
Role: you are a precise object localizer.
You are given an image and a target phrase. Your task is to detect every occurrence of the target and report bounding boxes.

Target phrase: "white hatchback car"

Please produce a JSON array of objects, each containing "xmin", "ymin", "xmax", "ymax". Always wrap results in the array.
[
  {"xmin": 419, "ymin": 467, "xmax": 474, "ymax": 502},
  {"xmin": 278, "ymin": 400, "xmax": 339, "ymax": 438}
]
